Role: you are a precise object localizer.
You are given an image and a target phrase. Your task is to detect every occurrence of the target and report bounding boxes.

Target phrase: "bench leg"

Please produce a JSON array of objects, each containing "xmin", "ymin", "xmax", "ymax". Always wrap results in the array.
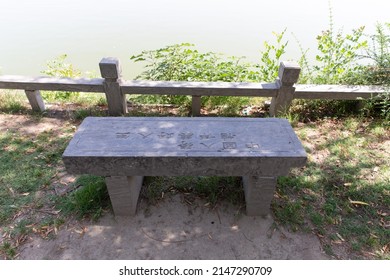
[
  {"xmin": 105, "ymin": 176, "xmax": 144, "ymax": 216},
  {"xmin": 242, "ymin": 176, "xmax": 277, "ymax": 216}
]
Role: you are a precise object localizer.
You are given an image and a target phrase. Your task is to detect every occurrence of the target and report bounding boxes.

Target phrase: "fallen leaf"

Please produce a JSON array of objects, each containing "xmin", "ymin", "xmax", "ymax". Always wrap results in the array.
[
  {"xmin": 336, "ymin": 233, "xmax": 345, "ymax": 242},
  {"xmin": 349, "ymin": 199, "xmax": 369, "ymax": 206},
  {"xmin": 377, "ymin": 210, "xmax": 388, "ymax": 217}
]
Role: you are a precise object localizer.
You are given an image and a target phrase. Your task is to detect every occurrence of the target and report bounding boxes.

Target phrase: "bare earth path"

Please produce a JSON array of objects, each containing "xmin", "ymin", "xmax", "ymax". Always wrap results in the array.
[{"xmin": 18, "ymin": 196, "xmax": 328, "ymax": 260}]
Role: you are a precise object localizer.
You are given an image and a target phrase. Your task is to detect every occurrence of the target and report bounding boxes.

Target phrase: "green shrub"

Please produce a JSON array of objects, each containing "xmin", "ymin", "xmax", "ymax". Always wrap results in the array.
[
  {"xmin": 130, "ymin": 43, "xmax": 259, "ymax": 111},
  {"xmin": 41, "ymin": 54, "xmax": 82, "ymax": 101},
  {"xmin": 257, "ymin": 29, "xmax": 289, "ymax": 82}
]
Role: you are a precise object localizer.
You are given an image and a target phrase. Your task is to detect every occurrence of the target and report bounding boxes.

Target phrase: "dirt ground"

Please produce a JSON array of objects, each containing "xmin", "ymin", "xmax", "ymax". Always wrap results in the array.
[
  {"xmin": 1, "ymin": 113, "xmax": 330, "ymax": 260},
  {"xmin": 18, "ymin": 195, "xmax": 329, "ymax": 260}
]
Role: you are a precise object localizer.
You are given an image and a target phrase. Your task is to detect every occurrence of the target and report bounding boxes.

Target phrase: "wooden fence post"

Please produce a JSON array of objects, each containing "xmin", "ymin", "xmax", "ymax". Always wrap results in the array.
[
  {"xmin": 191, "ymin": 95, "xmax": 201, "ymax": 116},
  {"xmin": 99, "ymin": 57, "xmax": 127, "ymax": 116},
  {"xmin": 269, "ymin": 61, "xmax": 300, "ymax": 117},
  {"xmin": 25, "ymin": 90, "xmax": 45, "ymax": 112}
]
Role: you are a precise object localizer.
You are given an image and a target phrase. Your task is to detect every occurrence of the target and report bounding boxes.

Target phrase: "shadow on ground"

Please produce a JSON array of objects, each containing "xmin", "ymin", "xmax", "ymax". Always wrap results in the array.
[{"xmin": 19, "ymin": 195, "xmax": 328, "ymax": 260}]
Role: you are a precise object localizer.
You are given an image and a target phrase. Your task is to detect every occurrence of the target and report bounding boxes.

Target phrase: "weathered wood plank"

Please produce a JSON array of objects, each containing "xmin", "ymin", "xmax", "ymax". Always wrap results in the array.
[
  {"xmin": 120, "ymin": 80, "xmax": 279, "ymax": 97},
  {"xmin": 0, "ymin": 75, "xmax": 104, "ymax": 92},
  {"xmin": 294, "ymin": 84, "xmax": 387, "ymax": 100}
]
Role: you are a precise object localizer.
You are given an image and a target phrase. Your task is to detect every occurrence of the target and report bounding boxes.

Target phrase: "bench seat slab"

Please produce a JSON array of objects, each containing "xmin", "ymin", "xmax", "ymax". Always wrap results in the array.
[{"xmin": 63, "ymin": 117, "xmax": 307, "ymax": 216}]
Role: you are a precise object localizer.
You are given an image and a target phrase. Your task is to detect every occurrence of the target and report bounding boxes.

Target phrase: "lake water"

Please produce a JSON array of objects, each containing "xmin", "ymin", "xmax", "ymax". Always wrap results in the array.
[{"xmin": 0, "ymin": 0, "xmax": 388, "ymax": 79}]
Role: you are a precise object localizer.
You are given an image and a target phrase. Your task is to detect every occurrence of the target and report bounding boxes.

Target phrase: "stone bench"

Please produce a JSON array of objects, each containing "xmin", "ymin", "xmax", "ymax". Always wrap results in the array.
[{"xmin": 62, "ymin": 117, "xmax": 307, "ymax": 216}]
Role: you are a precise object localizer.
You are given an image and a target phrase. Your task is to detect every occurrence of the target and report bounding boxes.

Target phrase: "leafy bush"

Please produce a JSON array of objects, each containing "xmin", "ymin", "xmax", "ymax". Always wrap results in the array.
[
  {"xmin": 130, "ymin": 43, "xmax": 260, "ymax": 111},
  {"xmin": 298, "ymin": 6, "xmax": 367, "ymax": 85},
  {"xmin": 364, "ymin": 23, "xmax": 390, "ymax": 84},
  {"xmin": 258, "ymin": 29, "xmax": 289, "ymax": 82},
  {"xmin": 293, "ymin": 7, "xmax": 389, "ymax": 120},
  {"xmin": 129, "ymin": 36, "xmax": 293, "ymax": 113},
  {"xmin": 41, "ymin": 54, "xmax": 82, "ymax": 101}
]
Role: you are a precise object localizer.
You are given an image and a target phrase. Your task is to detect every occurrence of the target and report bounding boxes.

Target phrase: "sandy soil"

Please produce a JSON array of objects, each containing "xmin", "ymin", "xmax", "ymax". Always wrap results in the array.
[{"xmin": 18, "ymin": 195, "xmax": 329, "ymax": 260}]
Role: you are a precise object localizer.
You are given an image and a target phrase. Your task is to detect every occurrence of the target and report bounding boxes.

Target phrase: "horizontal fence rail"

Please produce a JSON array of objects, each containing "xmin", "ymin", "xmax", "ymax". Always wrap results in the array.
[
  {"xmin": 120, "ymin": 80, "xmax": 279, "ymax": 97},
  {"xmin": 295, "ymin": 84, "xmax": 385, "ymax": 100},
  {"xmin": 0, "ymin": 57, "xmax": 388, "ymax": 116},
  {"xmin": 0, "ymin": 76, "xmax": 104, "ymax": 92}
]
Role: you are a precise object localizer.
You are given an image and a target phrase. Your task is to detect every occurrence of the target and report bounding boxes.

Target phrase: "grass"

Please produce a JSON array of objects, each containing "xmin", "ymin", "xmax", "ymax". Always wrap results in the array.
[
  {"xmin": 0, "ymin": 127, "xmax": 69, "ymax": 223},
  {"xmin": 0, "ymin": 112, "xmax": 74, "ymax": 258},
  {"xmin": 57, "ymin": 175, "xmax": 110, "ymax": 221},
  {"xmin": 0, "ymin": 97, "xmax": 389, "ymax": 259},
  {"xmin": 273, "ymin": 118, "xmax": 390, "ymax": 259},
  {"xmin": 142, "ymin": 176, "xmax": 244, "ymax": 207},
  {"xmin": 0, "ymin": 90, "xmax": 29, "ymax": 113}
]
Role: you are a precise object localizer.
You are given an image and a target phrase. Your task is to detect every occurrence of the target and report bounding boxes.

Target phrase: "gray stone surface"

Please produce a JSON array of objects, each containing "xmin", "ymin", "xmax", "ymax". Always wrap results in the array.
[
  {"xmin": 105, "ymin": 176, "xmax": 144, "ymax": 216},
  {"xmin": 25, "ymin": 89, "xmax": 45, "ymax": 112},
  {"xmin": 63, "ymin": 117, "xmax": 306, "ymax": 175},
  {"xmin": 63, "ymin": 117, "xmax": 307, "ymax": 216},
  {"xmin": 278, "ymin": 61, "xmax": 301, "ymax": 86},
  {"xmin": 269, "ymin": 62, "xmax": 300, "ymax": 116},
  {"xmin": 243, "ymin": 176, "xmax": 276, "ymax": 216},
  {"xmin": 191, "ymin": 95, "xmax": 201, "ymax": 116},
  {"xmin": 99, "ymin": 57, "xmax": 127, "ymax": 116},
  {"xmin": 99, "ymin": 57, "xmax": 122, "ymax": 80}
]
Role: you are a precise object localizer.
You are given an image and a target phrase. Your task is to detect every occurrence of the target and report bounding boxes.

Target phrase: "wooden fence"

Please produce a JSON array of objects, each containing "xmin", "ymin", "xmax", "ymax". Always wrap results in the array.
[{"xmin": 0, "ymin": 57, "xmax": 387, "ymax": 116}]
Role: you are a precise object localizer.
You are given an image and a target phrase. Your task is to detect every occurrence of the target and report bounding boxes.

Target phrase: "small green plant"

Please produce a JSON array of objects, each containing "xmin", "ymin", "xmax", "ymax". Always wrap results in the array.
[
  {"xmin": 360, "ymin": 90, "xmax": 390, "ymax": 122},
  {"xmin": 292, "ymin": 5, "xmax": 370, "ymax": 120},
  {"xmin": 361, "ymin": 23, "xmax": 390, "ymax": 85},
  {"xmin": 299, "ymin": 5, "xmax": 367, "ymax": 84},
  {"xmin": 0, "ymin": 241, "xmax": 17, "ymax": 259},
  {"xmin": 273, "ymin": 199, "xmax": 305, "ymax": 232},
  {"xmin": 58, "ymin": 175, "xmax": 110, "ymax": 220},
  {"xmin": 142, "ymin": 176, "xmax": 243, "ymax": 207},
  {"xmin": 257, "ymin": 29, "xmax": 289, "ymax": 82},
  {"xmin": 312, "ymin": 25, "xmax": 366, "ymax": 84},
  {"xmin": 0, "ymin": 90, "xmax": 28, "ymax": 113},
  {"xmin": 41, "ymin": 54, "xmax": 82, "ymax": 101}
]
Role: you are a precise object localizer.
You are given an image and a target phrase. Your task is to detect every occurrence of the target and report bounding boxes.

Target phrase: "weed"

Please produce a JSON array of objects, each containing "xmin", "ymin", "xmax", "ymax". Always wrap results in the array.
[
  {"xmin": 0, "ymin": 242, "xmax": 17, "ymax": 259},
  {"xmin": 0, "ymin": 90, "xmax": 28, "ymax": 113},
  {"xmin": 71, "ymin": 107, "xmax": 108, "ymax": 120},
  {"xmin": 57, "ymin": 175, "xmax": 110, "ymax": 220},
  {"xmin": 41, "ymin": 54, "xmax": 82, "ymax": 101},
  {"xmin": 258, "ymin": 28, "xmax": 289, "ymax": 82},
  {"xmin": 142, "ymin": 176, "xmax": 244, "ymax": 207},
  {"xmin": 273, "ymin": 200, "xmax": 304, "ymax": 232},
  {"xmin": 13, "ymin": 219, "xmax": 33, "ymax": 237}
]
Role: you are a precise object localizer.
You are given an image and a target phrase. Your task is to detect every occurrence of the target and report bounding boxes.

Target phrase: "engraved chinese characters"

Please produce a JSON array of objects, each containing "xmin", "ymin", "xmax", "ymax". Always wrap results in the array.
[
  {"xmin": 74, "ymin": 118, "xmax": 296, "ymax": 155},
  {"xmin": 114, "ymin": 129, "xmax": 261, "ymax": 151}
]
